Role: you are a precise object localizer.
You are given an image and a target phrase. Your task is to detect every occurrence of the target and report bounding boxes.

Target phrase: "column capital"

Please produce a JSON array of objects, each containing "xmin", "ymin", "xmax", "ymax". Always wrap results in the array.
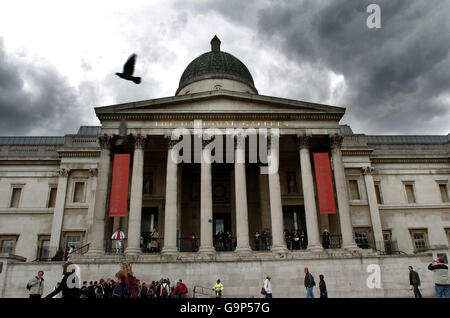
[
  {"xmin": 361, "ymin": 166, "xmax": 374, "ymax": 175},
  {"xmin": 57, "ymin": 168, "xmax": 70, "ymax": 177},
  {"xmin": 98, "ymin": 134, "xmax": 113, "ymax": 150},
  {"xmin": 330, "ymin": 133, "xmax": 344, "ymax": 150},
  {"xmin": 202, "ymin": 137, "xmax": 214, "ymax": 148},
  {"xmin": 133, "ymin": 134, "xmax": 148, "ymax": 149},
  {"xmin": 296, "ymin": 134, "xmax": 312, "ymax": 149},
  {"xmin": 89, "ymin": 168, "xmax": 98, "ymax": 177},
  {"xmin": 165, "ymin": 135, "xmax": 179, "ymax": 149}
]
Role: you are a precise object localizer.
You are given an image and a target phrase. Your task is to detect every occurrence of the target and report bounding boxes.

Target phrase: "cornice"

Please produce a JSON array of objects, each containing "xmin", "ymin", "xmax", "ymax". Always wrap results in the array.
[
  {"xmin": 97, "ymin": 113, "xmax": 343, "ymax": 121},
  {"xmin": 370, "ymin": 157, "xmax": 450, "ymax": 164},
  {"xmin": 57, "ymin": 150, "xmax": 101, "ymax": 158}
]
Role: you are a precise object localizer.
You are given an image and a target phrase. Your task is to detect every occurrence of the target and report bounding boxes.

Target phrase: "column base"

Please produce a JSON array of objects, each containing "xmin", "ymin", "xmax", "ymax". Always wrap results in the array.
[
  {"xmin": 198, "ymin": 246, "xmax": 216, "ymax": 255},
  {"xmin": 271, "ymin": 245, "xmax": 288, "ymax": 254},
  {"xmin": 343, "ymin": 243, "xmax": 360, "ymax": 251},
  {"xmin": 161, "ymin": 247, "xmax": 179, "ymax": 255},
  {"xmin": 307, "ymin": 245, "xmax": 324, "ymax": 253},
  {"xmin": 125, "ymin": 247, "xmax": 142, "ymax": 256},
  {"xmin": 235, "ymin": 246, "xmax": 252, "ymax": 255},
  {"xmin": 85, "ymin": 247, "xmax": 105, "ymax": 257}
]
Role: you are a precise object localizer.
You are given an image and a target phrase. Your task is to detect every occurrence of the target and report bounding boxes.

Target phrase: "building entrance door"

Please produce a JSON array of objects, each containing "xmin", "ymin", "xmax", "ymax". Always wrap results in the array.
[
  {"xmin": 213, "ymin": 213, "xmax": 232, "ymax": 251},
  {"xmin": 283, "ymin": 205, "xmax": 307, "ymax": 249},
  {"xmin": 141, "ymin": 207, "xmax": 158, "ymax": 252}
]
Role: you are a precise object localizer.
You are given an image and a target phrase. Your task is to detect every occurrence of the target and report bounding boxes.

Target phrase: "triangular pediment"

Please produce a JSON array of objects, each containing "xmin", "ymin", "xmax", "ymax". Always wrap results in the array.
[{"xmin": 95, "ymin": 90, "xmax": 345, "ymax": 121}]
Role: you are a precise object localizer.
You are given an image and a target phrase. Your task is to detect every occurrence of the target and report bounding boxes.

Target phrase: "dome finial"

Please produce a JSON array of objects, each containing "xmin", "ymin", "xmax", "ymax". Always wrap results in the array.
[{"xmin": 211, "ymin": 35, "xmax": 221, "ymax": 52}]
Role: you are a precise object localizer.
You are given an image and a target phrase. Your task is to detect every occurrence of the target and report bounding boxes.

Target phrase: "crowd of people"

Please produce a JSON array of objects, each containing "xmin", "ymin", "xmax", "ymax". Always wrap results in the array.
[
  {"xmin": 283, "ymin": 229, "xmax": 331, "ymax": 250},
  {"xmin": 26, "ymin": 258, "xmax": 450, "ymax": 298}
]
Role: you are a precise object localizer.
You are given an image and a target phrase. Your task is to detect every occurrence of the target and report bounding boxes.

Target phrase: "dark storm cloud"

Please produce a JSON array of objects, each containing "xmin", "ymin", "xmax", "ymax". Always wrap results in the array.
[
  {"xmin": 0, "ymin": 38, "xmax": 93, "ymax": 136},
  {"xmin": 193, "ymin": 0, "xmax": 450, "ymax": 134}
]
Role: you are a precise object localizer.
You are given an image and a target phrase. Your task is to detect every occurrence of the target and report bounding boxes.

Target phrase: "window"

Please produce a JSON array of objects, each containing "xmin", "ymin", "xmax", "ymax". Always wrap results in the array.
[
  {"xmin": 348, "ymin": 180, "xmax": 360, "ymax": 200},
  {"xmin": 439, "ymin": 184, "xmax": 449, "ymax": 203},
  {"xmin": 446, "ymin": 229, "xmax": 450, "ymax": 245},
  {"xmin": 404, "ymin": 184, "xmax": 416, "ymax": 203},
  {"xmin": 374, "ymin": 183, "xmax": 382, "ymax": 204},
  {"xmin": 37, "ymin": 236, "xmax": 50, "ymax": 261},
  {"xmin": 0, "ymin": 236, "xmax": 18, "ymax": 254},
  {"xmin": 48, "ymin": 187, "xmax": 57, "ymax": 208},
  {"xmin": 63, "ymin": 232, "xmax": 84, "ymax": 250},
  {"xmin": 410, "ymin": 229, "xmax": 429, "ymax": 251},
  {"xmin": 10, "ymin": 188, "xmax": 22, "ymax": 208},
  {"xmin": 73, "ymin": 182, "xmax": 85, "ymax": 203},
  {"xmin": 354, "ymin": 228, "xmax": 372, "ymax": 249}
]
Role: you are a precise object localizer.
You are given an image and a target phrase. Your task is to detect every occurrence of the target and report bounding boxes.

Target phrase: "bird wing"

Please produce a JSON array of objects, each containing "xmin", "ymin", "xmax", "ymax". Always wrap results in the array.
[{"xmin": 123, "ymin": 54, "xmax": 137, "ymax": 76}]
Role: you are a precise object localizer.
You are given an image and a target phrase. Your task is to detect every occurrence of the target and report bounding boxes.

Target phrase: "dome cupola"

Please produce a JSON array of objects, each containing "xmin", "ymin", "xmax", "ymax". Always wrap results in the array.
[{"xmin": 176, "ymin": 36, "xmax": 257, "ymax": 95}]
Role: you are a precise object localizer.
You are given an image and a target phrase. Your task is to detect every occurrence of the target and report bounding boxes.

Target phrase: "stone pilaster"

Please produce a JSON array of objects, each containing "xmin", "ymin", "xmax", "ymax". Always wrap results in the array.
[
  {"xmin": 297, "ymin": 134, "xmax": 322, "ymax": 252},
  {"xmin": 362, "ymin": 166, "xmax": 384, "ymax": 251},
  {"xmin": 86, "ymin": 135, "xmax": 112, "ymax": 256},
  {"xmin": 49, "ymin": 168, "xmax": 70, "ymax": 256}
]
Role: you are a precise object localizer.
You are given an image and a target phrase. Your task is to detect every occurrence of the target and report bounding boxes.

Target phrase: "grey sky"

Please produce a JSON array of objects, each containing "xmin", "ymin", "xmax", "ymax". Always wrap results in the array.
[{"xmin": 0, "ymin": 0, "xmax": 449, "ymax": 136}]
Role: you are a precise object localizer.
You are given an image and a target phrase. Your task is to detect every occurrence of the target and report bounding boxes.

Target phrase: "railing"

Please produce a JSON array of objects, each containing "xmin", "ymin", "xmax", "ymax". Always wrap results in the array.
[
  {"xmin": 374, "ymin": 241, "xmax": 406, "ymax": 255},
  {"xmin": 213, "ymin": 236, "xmax": 236, "ymax": 252},
  {"xmin": 355, "ymin": 237, "xmax": 373, "ymax": 249},
  {"xmin": 141, "ymin": 233, "xmax": 163, "ymax": 253},
  {"xmin": 321, "ymin": 235, "xmax": 342, "ymax": 249},
  {"xmin": 68, "ymin": 243, "xmax": 90, "ymax": 256},
  {"xmin": 250, "ymin": 235, "xmax": 272, "ymax": 251},
  {"xmin": 193, "ymin": 285, "xmax": 216, "ymax": 298},
  {"xmin": 105, "ymin": 238, "xmax": 127, "ymax": 254}
]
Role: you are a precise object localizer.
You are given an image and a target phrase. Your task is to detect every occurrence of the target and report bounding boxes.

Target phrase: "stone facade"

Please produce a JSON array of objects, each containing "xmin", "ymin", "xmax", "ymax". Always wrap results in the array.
[{"xmin": 0, "ymin": 38, "xmax": 449, "ymax": 298}]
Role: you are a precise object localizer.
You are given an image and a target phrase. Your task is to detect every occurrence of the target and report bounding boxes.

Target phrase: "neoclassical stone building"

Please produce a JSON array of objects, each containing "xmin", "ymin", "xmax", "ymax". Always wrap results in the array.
[{"xmin": 0, "ymin": 37, "xmax": 449, "ymax": 298}]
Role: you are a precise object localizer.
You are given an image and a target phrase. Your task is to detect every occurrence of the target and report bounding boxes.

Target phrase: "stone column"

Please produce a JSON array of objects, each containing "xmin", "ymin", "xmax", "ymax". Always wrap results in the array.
[
  {"xmin": 297, "ymin": 134, "xmax": 323, "ymax": 252},
  {"xmin": 267, "ymin": 142, "xmax": 288, "ymax": 253},
  {"xmin": 86, "ymin": 135, "xmax": 112, "ymax": 256},
  {"xmin": 49, "ymin": 168, "xmax": 70, "ymax": 257},
  {"xmin": 234, "ymin": 135, "xmax": 251, "ymax": 253},
  {"xmin": 362, "ymin": 166, "xmax": 384, "ymax": 250},
  {"xmin": 162, "ymin": 137, "xmax": 179, "ymax": 255},
  {"xmin": 125, "ymin": 135, "xmax": 147, "ymax": 255},
  {"xmin": 85, "ymin": 168, "xmax": 98, "ymax": 245},
  {"xmin": 330, "ymin": 134, "xmax": 358, "ymax": 249},
  {"xmin": 199, "ymin": 139, "xmax": 215, "ymax": 254}
]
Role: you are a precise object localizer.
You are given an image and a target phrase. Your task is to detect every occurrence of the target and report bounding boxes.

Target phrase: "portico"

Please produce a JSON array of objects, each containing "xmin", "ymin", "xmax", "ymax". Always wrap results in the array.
[{"xmin": 86, "ymin": 94, "xmax": 360, "ymax": 258}]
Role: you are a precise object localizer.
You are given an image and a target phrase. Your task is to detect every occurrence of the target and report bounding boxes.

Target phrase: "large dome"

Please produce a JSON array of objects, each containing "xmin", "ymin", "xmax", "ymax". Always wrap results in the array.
[{"xmin": 177, "ymin": 36, "xmax": 256, "ymax": 94}]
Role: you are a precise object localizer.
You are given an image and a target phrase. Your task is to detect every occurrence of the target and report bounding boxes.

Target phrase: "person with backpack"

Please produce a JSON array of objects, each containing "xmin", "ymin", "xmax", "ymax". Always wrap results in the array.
[
  {"xmin": 304, "ymin": 267, "xmax": 315, "ymax": 298},
  {"xmin": 428, "ymin": 257, "xmax": 450, "ymax": 298},
  {"xmin": 27, "ymin": 270, "xmax": 44, "ymax": 299},
  {"xmin": 319, "ymin": 274, "xmax": 328, "ymax": 298},
  {"xmin": 160, "ymin": 279, "xmax": 170, "ymax": 298},
  {"xmin": 111, "ymin": 270, "xmax": 131, "ymax": 298}
]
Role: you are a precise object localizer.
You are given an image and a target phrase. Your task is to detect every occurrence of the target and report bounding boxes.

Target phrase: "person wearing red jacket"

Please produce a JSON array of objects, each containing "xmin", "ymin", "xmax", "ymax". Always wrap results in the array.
[{"xmin": 173, "ymin": 279, "xmax": 188, "ymax": 298}]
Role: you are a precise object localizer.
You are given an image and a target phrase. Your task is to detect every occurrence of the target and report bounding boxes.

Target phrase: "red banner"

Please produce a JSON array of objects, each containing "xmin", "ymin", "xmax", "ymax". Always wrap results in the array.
[
  {"xmin": 109, "ymin": 154, "xmax": 130, "ymax": 217},
  {"xmin": 313, "ymin": 153, "xmax": 336, "ymax": 214}
]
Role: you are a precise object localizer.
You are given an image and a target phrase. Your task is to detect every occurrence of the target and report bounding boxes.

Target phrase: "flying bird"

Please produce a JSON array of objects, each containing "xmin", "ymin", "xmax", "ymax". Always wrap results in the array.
[{"xmin": 115, "ymin": 54, "xmax": 141, "ymax": 84}]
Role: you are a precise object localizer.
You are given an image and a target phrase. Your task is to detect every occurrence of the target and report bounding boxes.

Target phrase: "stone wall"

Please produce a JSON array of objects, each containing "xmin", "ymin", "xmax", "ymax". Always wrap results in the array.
[{"xmin": 1, "ymin": 253, "xmax": 445, "ymax": 298}]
